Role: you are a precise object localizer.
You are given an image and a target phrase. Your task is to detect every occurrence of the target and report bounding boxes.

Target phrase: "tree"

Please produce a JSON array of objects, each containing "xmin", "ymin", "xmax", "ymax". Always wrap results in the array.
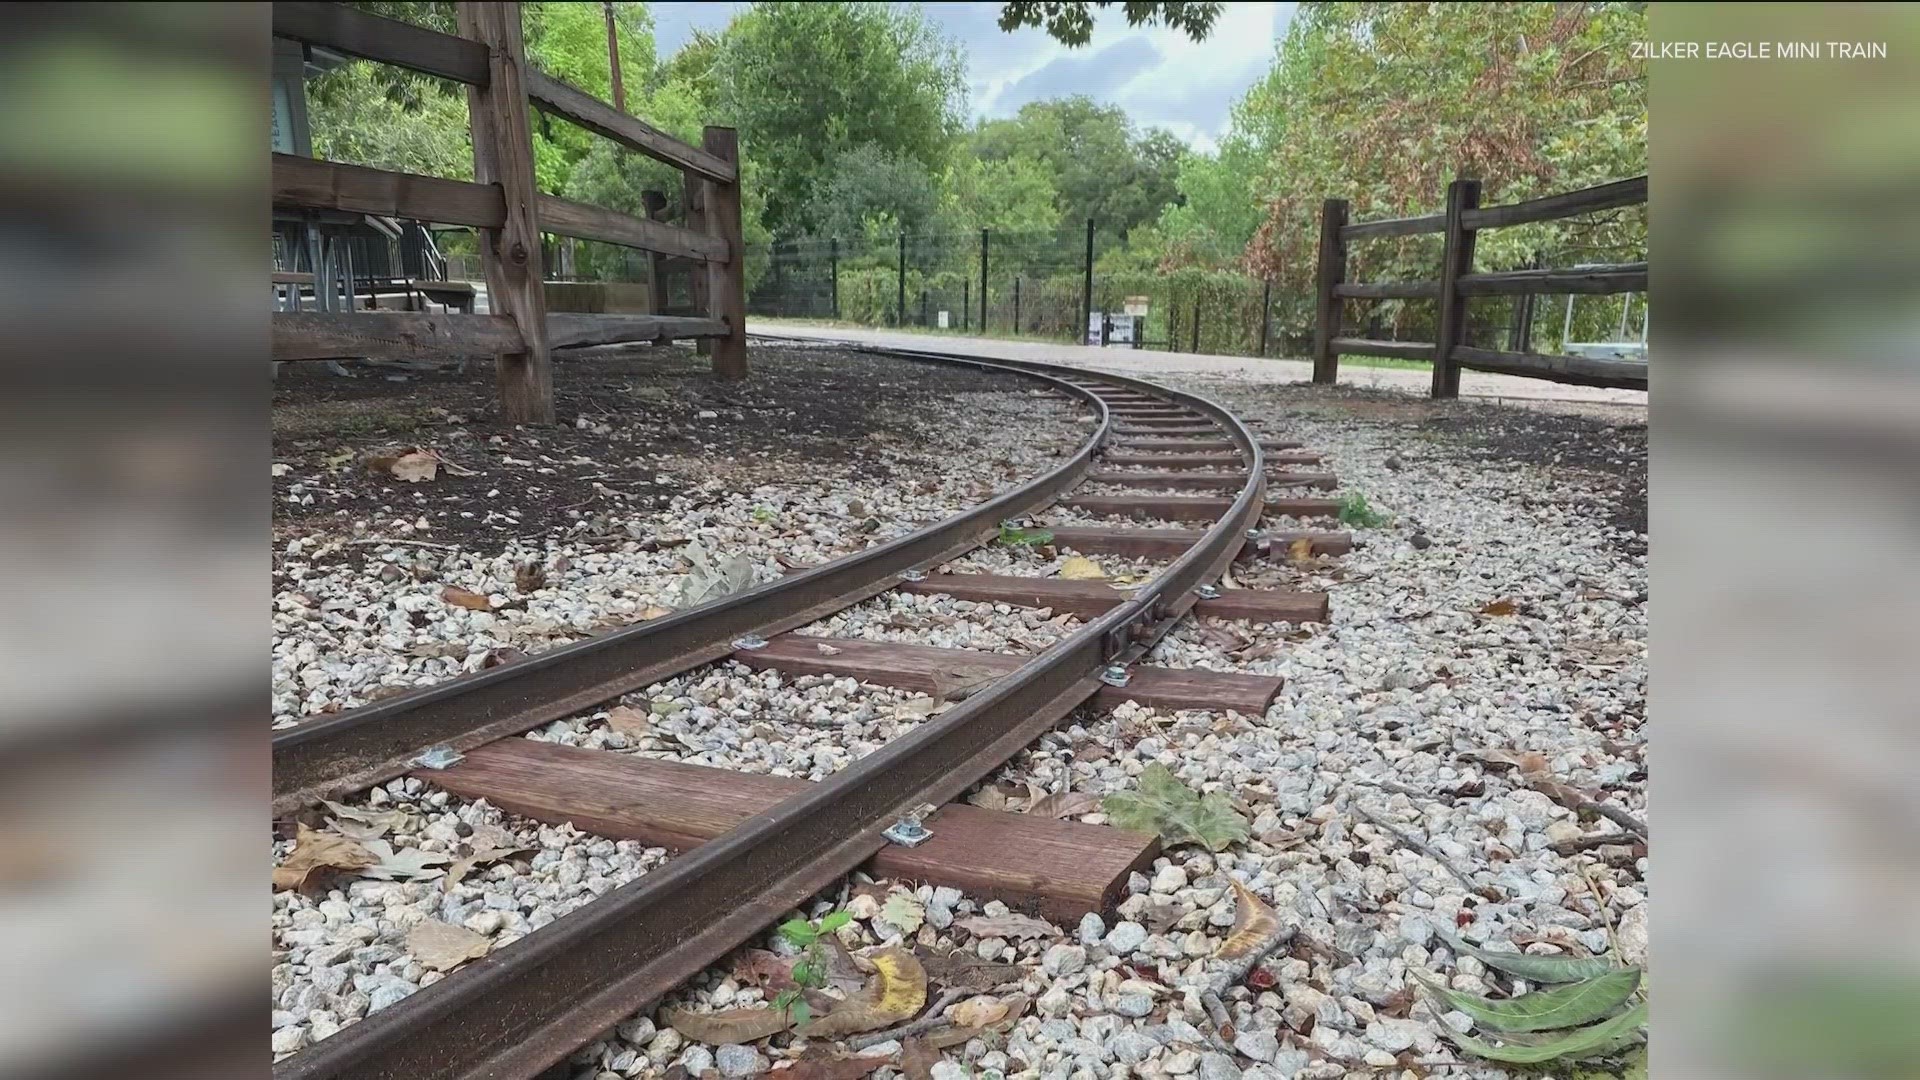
[
  {"xmin": 708, "ymin": 2, "xmax": 965, "ymax": 239},
  {"xmin": 998, "ymin": 2, "xmax": 1222, "ymax": 46},
  {"xmin": 969, "ymin": 97, "xmax": 1179, "ymax": 242},
  {"xmin": 939, "ymin": 155, "xmax": 1061, "ymax": 237},
  {"xmin": 1240, "ymin": 2, "xmax": 1648, "ymax": 294},
  {"xmin": 803, "ymin": 144, "xmax": 944, "ymax": 244}
]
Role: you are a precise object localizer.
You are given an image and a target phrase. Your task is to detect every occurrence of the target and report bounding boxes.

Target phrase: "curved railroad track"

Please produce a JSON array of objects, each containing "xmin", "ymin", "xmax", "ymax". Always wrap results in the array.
[{"xmin": 273, "ymin": 337, "xmax": 1346, "ymax": 1080}]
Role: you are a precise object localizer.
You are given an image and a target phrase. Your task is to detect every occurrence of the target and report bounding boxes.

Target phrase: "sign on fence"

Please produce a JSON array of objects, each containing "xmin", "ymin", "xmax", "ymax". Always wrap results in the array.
[
  {"xmin": 1123, "ymin": 296, "xmax": 1150, "ymax": 317},
  {"xmin": 937, "ymin": 310, "xmax": 949, "ymax": 329}
]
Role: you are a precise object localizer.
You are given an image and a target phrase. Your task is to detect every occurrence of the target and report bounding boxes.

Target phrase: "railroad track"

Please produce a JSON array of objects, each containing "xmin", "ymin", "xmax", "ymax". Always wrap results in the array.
[{"xmin": 273, "ymin": 338, "xmax": 1348, "ymax": 1080}]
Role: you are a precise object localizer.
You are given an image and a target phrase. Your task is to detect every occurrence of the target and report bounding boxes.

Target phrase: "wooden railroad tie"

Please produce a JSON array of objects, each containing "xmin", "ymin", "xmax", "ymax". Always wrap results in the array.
[
  {"xmin": 896, "ymin": 572, "xmax": 1327, "ymax": 623},
  {"xmin": 1064, "ymin": 493, "xmax": 1344, "ymax": 522},
  {"xmin": 1087, "ymin": 470, "xmax": 1339, "ymax": 492},
  {"xmin": 426, "ymin": 741, "xmax": 1159, "ymax": 922},
  {"xmin": 1101, "ymin": 451, "xmax": 1324, "ymax": 469},
  {"xmin": 1115, "ymin": 425, "xmax": 1220, "ymax": 437},
  {"xmin": 1114, "ymin": 438, "xmax": 1303, "ymax": 452},
  {"xmin": 1046, "ymin": 525, "xmax": 1352, "ymax": 558},
  {"xmin": 735, "ymin": 635, "xmax": 1286, "ymax": 715}
]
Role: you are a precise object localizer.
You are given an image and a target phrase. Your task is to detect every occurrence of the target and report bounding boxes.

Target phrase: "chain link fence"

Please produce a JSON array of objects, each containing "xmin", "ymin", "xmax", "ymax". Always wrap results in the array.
[{"xmin": 739, "ymin": 221, "xmax": 1636, "ymax": 362}]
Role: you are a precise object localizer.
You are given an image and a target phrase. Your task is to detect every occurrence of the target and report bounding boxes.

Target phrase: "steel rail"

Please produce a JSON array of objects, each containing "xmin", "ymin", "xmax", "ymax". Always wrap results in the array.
[
  {"xmin": 277, "ymin": 341, "xmax": 1265, "ymax": 1080},
  {"xmin": 272, "ymin": 357, "xmax": 1107, "ymax": 817}
]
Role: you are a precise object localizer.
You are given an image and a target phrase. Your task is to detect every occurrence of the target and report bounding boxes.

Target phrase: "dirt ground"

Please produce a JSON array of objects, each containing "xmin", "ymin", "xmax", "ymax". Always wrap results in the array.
[{"xmin": 271, "ymin": 343, "xmax": 1040, "ymax": 561}]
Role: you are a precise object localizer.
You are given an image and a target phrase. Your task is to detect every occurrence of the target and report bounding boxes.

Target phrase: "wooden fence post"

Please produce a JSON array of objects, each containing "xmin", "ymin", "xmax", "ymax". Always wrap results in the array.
[
  {"xmin": 1431, "ymin": 178, "xmax": 1481, "ymax": 398},
  {"xmin": 1310, "ymin": 197, "xmax": 1349, "ymax": 385},
  {"xmin": 700, "ymin": 126, "xmax": 748, "ymax": 379},
  {"xmin": 683, "ymin": 162, "xmax": 710, "ymax": 356},
  {"xmin": 458, "ymin": 1, "xmax": 554, "ymax": 425}
]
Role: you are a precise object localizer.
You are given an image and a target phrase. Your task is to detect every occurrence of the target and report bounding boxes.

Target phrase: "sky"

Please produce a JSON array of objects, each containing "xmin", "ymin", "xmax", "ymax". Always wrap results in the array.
[{"xmin": 649, "ymin": 2, "xmax": 1296, "ymax": 152}]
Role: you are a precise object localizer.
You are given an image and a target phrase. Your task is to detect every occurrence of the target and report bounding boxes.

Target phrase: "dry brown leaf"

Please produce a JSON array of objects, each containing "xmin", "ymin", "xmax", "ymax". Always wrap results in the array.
[
  {"xmin": 389, "ymin": 451, "xmax": 439, "ymax": 483},
  {"xmin": 900, "ymin": 1037, "xmax": 942, "ymax": 1080},
  {"xmin": 779, "ymin": 1055, "xmax": 893, "ymax": 1080},
  {"xmin": 955, "ymin": 913, "xmax": 1059, "ymax": 941},
  {"xmin": 966, "ymin": 787, "xmax": 1011, "ymax": 812},
  {"xmin": 1479, "ymin": 598, "xmax": 1518, "ymax": 616},
  {"xmin": 604, "ymin": 705, "xmax": 651, "ymax": 737},
  {"xmin": 514, "ymin": 562, "xmax": 546, "ymax": 593},
  {"xmin": 920, "ymin": 952, "xmax": 1022, "ymax": 992},
  {"xmin": 1529, "ymin": 776, "xmax": 1600, "ymax": 811},
  {"xmin": 273, "ymin": 824, "xmax": 375, "ymax": 892},
  {"xmin": 443, "ymin": 845, "xmax": 532, "ymax": 890},
  {"xmin": 1214, "ymin": 878, "xmax": 1281, "ymax": 962},
  {"xmin": 1288, "ymin": 537, "xmax": 1314, "ymax": 563},
  {"xmin": 1024, "ymin": 790, "xmax": 1100, "ymax": 819},
  {"xmin": 1058, "ymin": 555, "xmax": 1107, "ymax": 580},
  {"xmin": 663, "ymin": 1005, "xmax": 792, "ymax": 1045},
  {"xmin": 441, "ymin": 586, "xmax": 493, "ymax": 611},
  {"xmin": 733, "ymin": 948, "xmax": 799, "ymax": 992},
  {"xmin": 407, "ymin": 919, "xmax": 491, "ymax": 971},
  {"xmin": 799, "ymin": 946, "xmax": 927, "ymax": 1037},
  {"xmin": 951, "ymin": 995, "xmax": 1010, "ymax": 1028}
]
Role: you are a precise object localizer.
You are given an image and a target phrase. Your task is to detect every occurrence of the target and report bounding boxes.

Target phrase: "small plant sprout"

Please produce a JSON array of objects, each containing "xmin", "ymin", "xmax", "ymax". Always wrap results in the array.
[
  {"xmin": 1337, "ymin": 490, "xmax": 1390, "ymax": 527},
  {"xmin": 770, "ymin": 908, "xmax": 854, "ymax": 1026}
]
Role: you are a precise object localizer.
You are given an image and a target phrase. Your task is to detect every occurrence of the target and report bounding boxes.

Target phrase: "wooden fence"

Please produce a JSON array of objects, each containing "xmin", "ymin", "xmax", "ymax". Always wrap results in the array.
[
  {"xmin": 1312, "ymin": 175, "xmax": 1647, "ymax": 396},
  {"xmin": 270, "ymin": 1, "xmax": 748, "ymax": 424}
]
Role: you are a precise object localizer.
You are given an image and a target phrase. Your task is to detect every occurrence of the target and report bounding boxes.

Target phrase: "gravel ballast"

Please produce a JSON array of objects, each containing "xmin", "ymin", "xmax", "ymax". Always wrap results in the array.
[{"xmin": 272, "ymin": 367, "xmax": 1645, "ymax": 1079}]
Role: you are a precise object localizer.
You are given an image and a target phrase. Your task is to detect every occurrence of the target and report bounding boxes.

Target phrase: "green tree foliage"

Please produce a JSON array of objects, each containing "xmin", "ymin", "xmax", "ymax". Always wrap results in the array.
[
  {"xmin": 998, "ymin": 2, "xmax": 1222, "ymax": 47},
  {"xmin": 1240, "ymin": 1, "xmax": 1647, "ymax": 292},
  {"xmin": 938, "ymin": 155, "xmax": 1061, "ymax": 237},
  {"xmin": 970, "ymin": 98, "xmax": 1179, "ymax": 243},
  {"xmin": 707, "ymin": 2, "xmax": 965, "ymax": 239},
  {"xmin": 804, "ymin": 145, "xmax": 944, "ymax": 246},
  {"xmin": 308, "ymin": 60, "xmax": 473, "ymax": 180}
]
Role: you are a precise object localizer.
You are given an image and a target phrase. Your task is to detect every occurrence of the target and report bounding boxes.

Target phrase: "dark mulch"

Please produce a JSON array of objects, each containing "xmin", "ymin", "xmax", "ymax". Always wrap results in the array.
[
  {"xmin": 1417, "ymin": 403, "xmax": 1647, "ymax": 550},
  {"xmin": 271, "ymin": 343, "xmax": 1034, "ymax": 556}
]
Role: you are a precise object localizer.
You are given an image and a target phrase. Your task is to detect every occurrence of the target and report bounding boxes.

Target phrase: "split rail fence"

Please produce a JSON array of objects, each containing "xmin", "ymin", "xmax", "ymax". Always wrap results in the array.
[
  {"xmin": 270, "ymin": 1, "xmax": 748, "ymax": 424},
  {"xmin": 1312, "ymin": 175, "xmax": 1648, "ymax": 396}
]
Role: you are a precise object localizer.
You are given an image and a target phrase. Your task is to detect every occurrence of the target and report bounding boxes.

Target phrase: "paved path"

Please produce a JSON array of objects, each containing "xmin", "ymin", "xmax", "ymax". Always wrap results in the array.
[{"xmin": 751, "ymin": 321, "xmax": 1648, "ymax": 408}]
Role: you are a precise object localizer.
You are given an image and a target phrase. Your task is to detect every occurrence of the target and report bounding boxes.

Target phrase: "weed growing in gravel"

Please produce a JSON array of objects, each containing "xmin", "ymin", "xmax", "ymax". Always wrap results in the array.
[
  {"xmin": 995, "ymin": 522, "xmax": 1055, "ymax": 547},
  {"xmin": 1418, "ymin": 926, "xmax": 1647, "ymax": 1067},
  {"xmin": 1337, "ymin": 491, "xmax": 1390, "ymax": 527},
  {"xmin": 770, "ymin": 909, "xmax": 852, "ymax": 1026}
]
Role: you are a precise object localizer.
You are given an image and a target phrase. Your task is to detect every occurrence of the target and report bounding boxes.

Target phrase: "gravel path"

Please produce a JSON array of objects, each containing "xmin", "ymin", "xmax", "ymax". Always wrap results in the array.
[{"xmin": 272, "ymin": 366, "xmax": 1646, "ymax": 1078}]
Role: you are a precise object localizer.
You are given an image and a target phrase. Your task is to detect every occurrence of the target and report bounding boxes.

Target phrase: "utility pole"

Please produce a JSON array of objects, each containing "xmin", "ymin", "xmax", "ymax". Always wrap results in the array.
[
  {"xmin": 1081, "ymin": 217, "xmax": 1094, "ymax": 346},
  {"xmin": 603, "ymin": 2, "xmax": 625, "ymax": 112},
  {"xmin": 978, "ymin": 228, "xmax": 989, "ymax": 332}
]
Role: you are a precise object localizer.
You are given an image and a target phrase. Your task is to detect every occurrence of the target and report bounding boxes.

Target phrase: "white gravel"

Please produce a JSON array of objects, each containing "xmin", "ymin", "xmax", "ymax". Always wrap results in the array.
[{"xmin": 272, "ymin": 388, "xmax": 1089, "ymax": 726}]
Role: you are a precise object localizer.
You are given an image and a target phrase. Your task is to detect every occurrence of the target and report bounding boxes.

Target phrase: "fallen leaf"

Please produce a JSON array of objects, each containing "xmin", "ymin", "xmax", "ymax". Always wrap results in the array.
[
  {"xmin": 1058, "ymin": 555, "xmax": 1107, "ymax": 580},
  {"xmin": 819, "ymin": 936, "xmax": 869, "ymax": 994},
  {"xmin": 664, "ymin": 1004, "xmax": 793, "ymax": 1045},
  {"xmin": 734, "ymin": 949, "xmax": 798, "ymax": 991},
  {"xmin": 882, "ymin": 892, "xmax": 926, "ymax": 934},
  {"xmin": 604, "ymin": 705, "xmax": 651, "ymax": 737},
  {"xmin": 443, "ymin": 845, "xmax": 532, "ymax": 889},
  {"xmin": 1214, "ymin": 878, "xmax": 1283, "ymax": 962},
  {"xmin": 1024, "ymin": 790, "xmax": 1101, "ymax": 819},
  {"xmin": 1529, "ymin": 776, "xmax": 1598, "ymax": 811},
  {"xmin": 407, "ymin": 919, "xmax": 491, "ymax": 971},
  {"xmin": 1288, "ymin": 537, "xmax": 1314, "ymax": 563},
  {"xmin": 441, "ymin": 586, "xmax": 493, "ymax": 612},
  {"xmin": 778, "ymin": 1055, "xmax": 893, "ymax": 1080},
  {"xmin": 389, "ymin": 451, "xmax": 439, "ymax": 483},
  {"xmin": 1472, "ymin": 748, "xmax": 1550, "ymax": 776},
  {"xmin": 799, "ymin": 945, "xmax": 927, "ymax": 1037},
  {"xmin": 920, "ymin": 953, "xmax": 1022, "ymax": 992},
  {"xmin": 320, "ymin": 800, "xmax": 411, "ymax": 840},
  {"xmin": 1480, "ymin": 598, "xmax": 1518, "ymax": 616},
  {"xmin": 359, "ymin": 839, "xmax": 449, "ymax": 882},
  {"xmin": 955, "ymin": 913, "xmax": 1059, "ymax": 941},
  {"xmin": 967, "ymin": 787, "xmax": 1011, "ymax": 812},
  {"xmin": 951, "ymin": 995, "xmax": 1010, "ymax": 1028},
  {"xmin": 514, "ymin": 562, "xmax": 546, "ymax": 593},
  {"xmin": 901, "ymin": 1037, "xmax": 941, "ymax": 1080},
  {"xmin": 272, "ymin": 824, "xmax": 375, "ymax": 892}
]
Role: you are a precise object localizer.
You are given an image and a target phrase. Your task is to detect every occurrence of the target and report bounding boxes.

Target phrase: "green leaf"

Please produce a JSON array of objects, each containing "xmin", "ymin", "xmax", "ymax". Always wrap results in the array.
[
  {"xmin": 1445, "ymin": 1001, "xmax": 1648, "ymax": 1064},
  {"xmin": 1413, "ymin": 967, "xmax": 1641, "ymax": 1032},
  {"xmin": 996, "ymin": 523, "xmax": 1055, "ymax": 547},
  {"xmin": 791, "ymin": 957, "xmax": 822, "ymax": 989},
  {"xmin": 1437, "ymin": 927, "xmax": 1618, "ymax": 984},
  {"xmin": 817, "ymin": 910, "xmax": 853, "ymax": 934},
  {"xmin": 1102, "ymin": 763, "xmax": 1249, "ymax": 851},
  {"xmin": 777, "ymin": 918, "xmax": 818, "ymax": 948}
]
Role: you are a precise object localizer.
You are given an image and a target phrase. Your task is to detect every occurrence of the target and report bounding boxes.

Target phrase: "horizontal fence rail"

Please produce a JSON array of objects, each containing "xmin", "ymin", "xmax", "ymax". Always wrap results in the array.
[
  {"xmin": 1313, "ymin": 175, "xmax": 1648, "ymax": 396},
  {"xmin": 270, "ymin": 0, "xmax": 748, "ymax": 422}
]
